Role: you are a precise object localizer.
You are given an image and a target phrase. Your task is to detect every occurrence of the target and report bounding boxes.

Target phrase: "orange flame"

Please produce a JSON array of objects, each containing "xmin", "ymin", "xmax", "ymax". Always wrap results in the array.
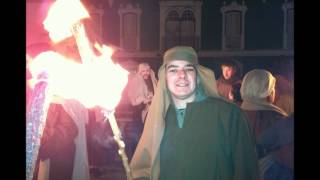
[
  {"xmin": 43, "ymin": 0, "xmax": 90, "ymax": 43},
  {"xmin": 29, "ymin": 46, "xmax": 129, "ymax": 110},
  {"xmin": 32, "ymin": 0, "xmax": 129, "ymax": 110}
]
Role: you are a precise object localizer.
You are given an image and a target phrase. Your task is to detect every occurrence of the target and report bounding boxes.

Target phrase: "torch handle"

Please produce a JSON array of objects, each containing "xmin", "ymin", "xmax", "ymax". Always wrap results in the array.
[
  {"xmin": 70, "ymin": 22, "xmax": 94, "ymax": 64},
  {"xmin": 114, "ymin": 135, "xmax": 132, "ymax": 180},
  {"xmin": 104, "ymin": 112, "xmax": 132, "ymax": 180}
]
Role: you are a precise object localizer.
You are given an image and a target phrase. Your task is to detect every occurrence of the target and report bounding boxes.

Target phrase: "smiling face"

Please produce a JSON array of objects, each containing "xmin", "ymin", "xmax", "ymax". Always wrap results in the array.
[{"xmin": 166, "ymin": 60, "xmax": 197, "ymax": 102}]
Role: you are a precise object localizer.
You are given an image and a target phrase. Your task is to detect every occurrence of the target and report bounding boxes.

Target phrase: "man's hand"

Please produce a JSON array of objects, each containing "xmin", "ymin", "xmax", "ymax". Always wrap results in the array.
[{"xmin": 144, "ymin": 92, "xmax": 153, "ymax": 104}]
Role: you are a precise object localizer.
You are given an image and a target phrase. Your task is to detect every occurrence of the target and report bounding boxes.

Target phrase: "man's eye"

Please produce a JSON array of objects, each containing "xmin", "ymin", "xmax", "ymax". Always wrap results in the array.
[
  {"xmin": 168, "ymin": 69, "xmax": 178, "ymax": 73},
  {"xmin": 185, "ymin": 68, "xmax": 195, "ymax": 72}
]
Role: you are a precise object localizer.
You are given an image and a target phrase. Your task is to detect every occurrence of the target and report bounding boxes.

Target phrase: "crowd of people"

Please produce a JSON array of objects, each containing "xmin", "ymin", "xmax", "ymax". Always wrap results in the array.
[{"xmin": 27, "ymin": 44, "xmax": 294, "ymax": 180}]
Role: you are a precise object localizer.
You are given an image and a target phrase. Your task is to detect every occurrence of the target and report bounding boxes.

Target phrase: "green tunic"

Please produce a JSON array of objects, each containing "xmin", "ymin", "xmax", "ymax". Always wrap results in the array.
[{"xmin": 160, "ymin": 97, "xmax": 259, "ymax": 180}]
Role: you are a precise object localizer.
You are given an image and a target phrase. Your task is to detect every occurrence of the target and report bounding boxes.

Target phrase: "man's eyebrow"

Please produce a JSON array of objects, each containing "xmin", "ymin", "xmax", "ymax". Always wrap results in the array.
[
  {"xmin": 166, "ymin": 64, "xmax": 195, "ymax": 70},
  {"xmin": 185, "ymin": 64, "xmax": 195, "ymax": 68},
  {"xmin": 166, "ymin": 64, "xmax": 178, "ymax": 69}
]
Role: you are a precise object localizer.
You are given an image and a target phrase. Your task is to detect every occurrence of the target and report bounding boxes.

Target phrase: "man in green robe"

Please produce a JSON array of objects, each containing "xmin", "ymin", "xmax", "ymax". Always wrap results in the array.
[{"xmin": 130, "ymin": 46, "xmax": 259, "ymax": 180}]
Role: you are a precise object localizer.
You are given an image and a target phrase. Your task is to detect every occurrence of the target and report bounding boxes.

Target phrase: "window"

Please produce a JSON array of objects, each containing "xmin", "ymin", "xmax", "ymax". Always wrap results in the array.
[
  {"xmin": 221, "ymin": 1, "xmax": 247, "ymax": 50},
  {"xmin": 165, "ymin": 11, "xmax": 180, "ymax": 49},
  {"xmin": 164, "ymin": 10, "xmax": 196, "ymax": 49},
  {"xmin": 118, "ymin": 3, "xmax": 142, "ymax": 51},
  {"xmin": 123, "ymin": 13, "xmax": 138, "ymax": 50},
  {"xmin": 225, "ymin": 11, "xmax": 242, "ymax": 49},
  {"xmin": 181, "ymin": 10, "xmax": 195, "ymax": 47}
]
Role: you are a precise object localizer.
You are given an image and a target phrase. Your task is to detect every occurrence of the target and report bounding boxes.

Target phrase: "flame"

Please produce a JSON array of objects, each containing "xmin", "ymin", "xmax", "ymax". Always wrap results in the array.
[
  {"xmin": 28, "ymin": 46, "xmax": 129, "ymax": 110},
  {"xmin": 43, "ymin": 0, "xmax": 90, "ymax": 43},
  {"xmin": 33, "ymin": 0, "xmax": 129, "ymax": 110}
]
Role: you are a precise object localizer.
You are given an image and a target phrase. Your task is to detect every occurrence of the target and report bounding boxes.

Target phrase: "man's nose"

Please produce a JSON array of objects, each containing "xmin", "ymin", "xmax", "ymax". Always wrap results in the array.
[{"xmin": 177, "ymin": 69, "xmax": 186, "ymax": 78}]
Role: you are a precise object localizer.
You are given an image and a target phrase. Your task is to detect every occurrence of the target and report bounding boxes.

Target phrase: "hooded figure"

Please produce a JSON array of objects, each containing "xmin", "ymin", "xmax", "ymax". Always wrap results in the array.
[
  {"xmin": 130, "ymin": 46, "xmax": 259, "ymax": 180},
  {"xmin": 240, "ymin": 69, "xmax": 289, "ymax": 180},
  {"xmin": 127, "ymin": 63, "xmax": 158, "ymax": 123},
  {"xmin": 240, "ymin": 69, "xmax": 288, "ymax": 137}
]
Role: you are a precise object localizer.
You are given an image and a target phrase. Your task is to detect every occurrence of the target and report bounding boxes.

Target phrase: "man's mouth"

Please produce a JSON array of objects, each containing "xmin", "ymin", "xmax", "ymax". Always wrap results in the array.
[{"xmin": 176, "ymin": 82, "xmax": 189, "ymax": 87}]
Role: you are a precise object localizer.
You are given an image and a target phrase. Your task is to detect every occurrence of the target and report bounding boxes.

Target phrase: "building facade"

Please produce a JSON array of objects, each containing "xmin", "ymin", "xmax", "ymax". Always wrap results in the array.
[{"xmin": 27, "ymin": 0, "xmax": 294, "ymax": 76}]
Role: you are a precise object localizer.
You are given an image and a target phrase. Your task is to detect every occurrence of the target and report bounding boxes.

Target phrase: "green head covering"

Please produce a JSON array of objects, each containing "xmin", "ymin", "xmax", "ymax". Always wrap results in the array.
[{"xmin": 163, "ymin": 46, "xmax": 198, "ymax": 65}]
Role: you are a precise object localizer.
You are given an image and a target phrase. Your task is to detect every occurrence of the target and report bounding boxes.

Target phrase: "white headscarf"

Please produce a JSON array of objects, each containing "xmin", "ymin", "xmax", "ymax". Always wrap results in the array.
[{"xmin": 240, "ymin": 69, "xmax": 287, "ymax": 116}]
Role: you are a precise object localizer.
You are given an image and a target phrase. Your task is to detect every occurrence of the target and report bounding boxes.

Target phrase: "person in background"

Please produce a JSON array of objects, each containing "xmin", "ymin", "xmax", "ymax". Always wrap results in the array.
[
  {"xmin": 240, "ymin": 69, "xmax": 289, "ymax": 180},
  {"xmin": 130, "ymin": 46, "xmax": 259, "ymax": 180},
  {"xmin": 127, "ymin": 63, "xmax": 158, "ymax": 123},
  {"xmin": 126, "ymin": 63, "xmax": 158, "ymax": 160},
  {"xmin": 28, "ymin": 47, "xmax": 90, "ymax": 180},
  {"xmin": 30, "ymin": 29, "xmax": 91, "ymax": 180},
  {"xmin": 240, "ymin": 69, "xmax": 288, "ymax": 138},
  {"xmin": 216, "ymin": 59, "xmax": 242, "ymax": 100}
]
